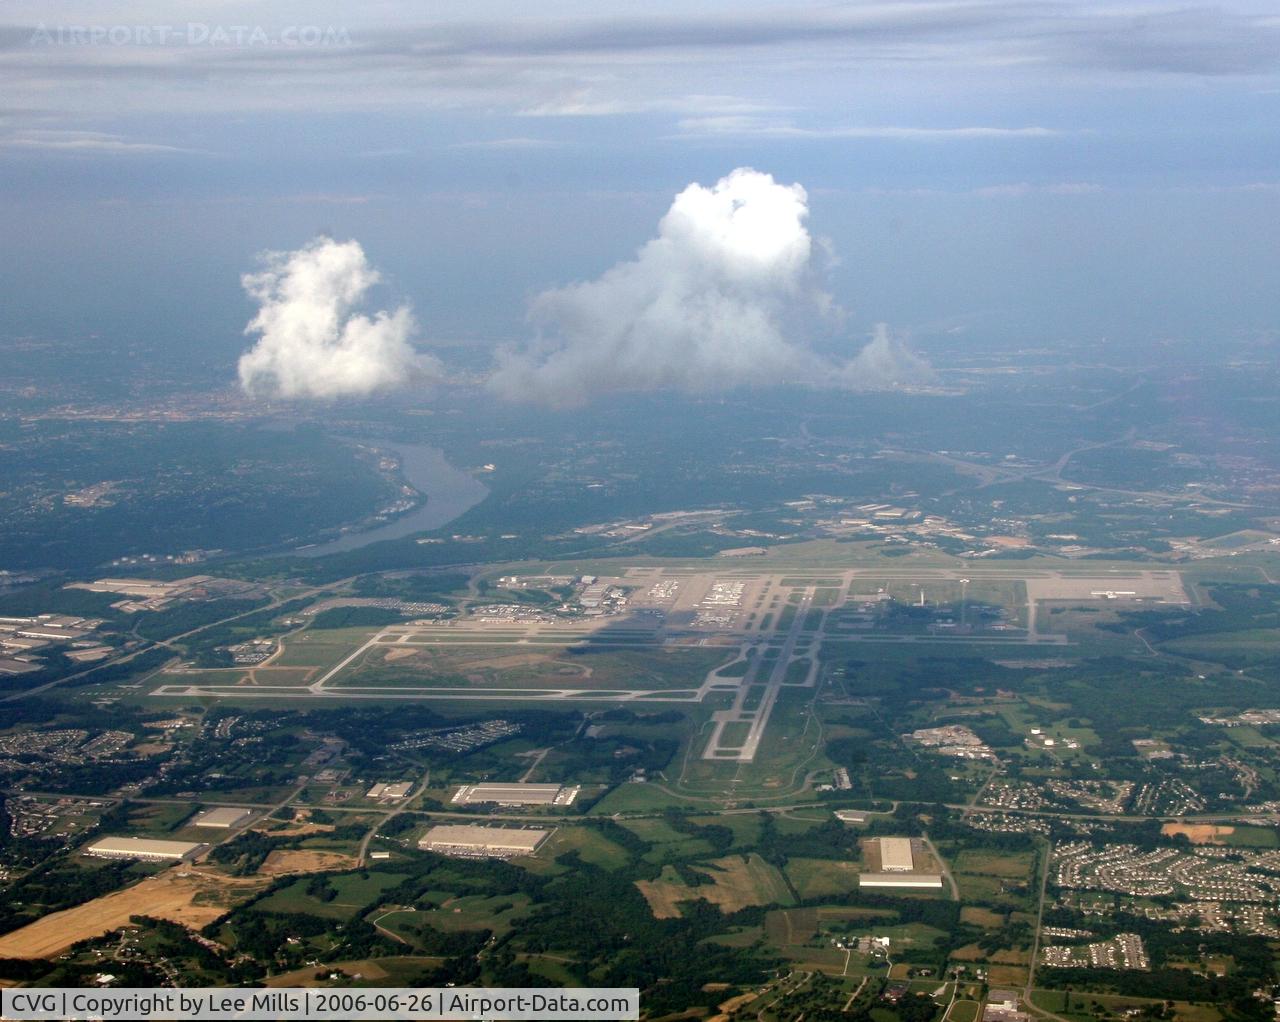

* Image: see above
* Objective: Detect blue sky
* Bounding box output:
[2,1,1278,369]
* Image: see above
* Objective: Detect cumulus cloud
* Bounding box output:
[839,323,936,389]
[237,237,436,400]
[489,167,928,404]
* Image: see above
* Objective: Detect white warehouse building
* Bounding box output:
[878,837,916,872]
[85,836,205,862]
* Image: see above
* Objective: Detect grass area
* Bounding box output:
[636,853,794,918]
[537,826,631,869]
[1163,629,1280,666]
[1221,825,1279,848]
[124,802,195,834]
[617,818,714,863]
[273,628,375,668]
[764,905,896,946]
[953,850,1035,880]
[954,873,1018,904]
[257,872,408,919]
[587,782,690,816]
[717,657,752,678]
[1031,989,1224,1022]
[679,690,825,799]
[690,813,762,848]
[949,1001,980,1022]
[784,858,862,900]
[742,685,766,711]
[336,643,730,691]
[518,953,579,985]
[959,906,1007,928]
[401,893,532,936]
[784,658,812,685]
[719,721,752,748]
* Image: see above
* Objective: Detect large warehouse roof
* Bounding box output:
[420,825,549,855]
[86,836,204,861]
[191,807,255,829]
[859,873,943,888]
[451,782,577,806]
[878,837,915,872]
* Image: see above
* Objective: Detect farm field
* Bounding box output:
[0,869,267,959]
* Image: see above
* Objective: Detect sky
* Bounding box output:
[2,1,1279,389]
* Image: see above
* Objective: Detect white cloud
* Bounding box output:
[838,323,935,389]
[489,167,930,404]
[676,116,1057,140]
[447,136,560,149]
[0,129,204,154]
[237,236,437,400]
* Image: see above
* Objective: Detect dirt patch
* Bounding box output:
[635,880,687,919]
[961,906,1006,928]
[268,822,336,837]
[462,653,558,671]
[636,855,790,918]
[260,849,357,875]
[268,810,338,837]
[694,855,791,912]
[1161,823,1235,845]
[382,648,419,663]
[714,992,759,1017]
[0,868,265,959]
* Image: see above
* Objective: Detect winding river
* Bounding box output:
[298,442,489,557]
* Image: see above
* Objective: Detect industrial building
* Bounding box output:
[85,836,205,862]
[859,873,943,889]
[367,781,414,800]
[450,782,579,807]
[419,824,550,858]
[878,837,915,872]
[70,577,214,598]
[983,990,1030,1022]
[190,807,255,829]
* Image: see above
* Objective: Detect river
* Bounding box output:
[298,442,489,557]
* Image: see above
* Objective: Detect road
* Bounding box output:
[356,768,431,867]
[922,832,960,900]
[1024,838,1053,1004]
